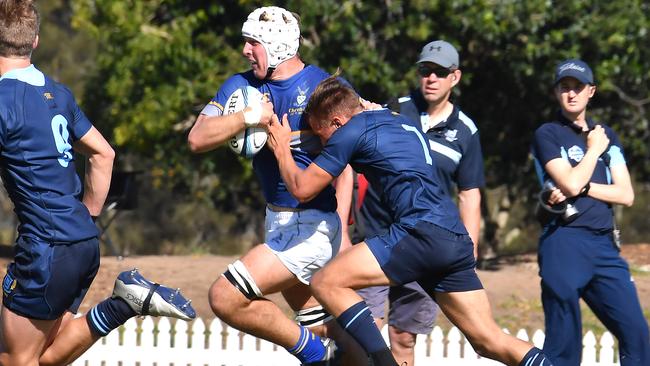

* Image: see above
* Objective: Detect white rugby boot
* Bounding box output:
[112,268,196,321]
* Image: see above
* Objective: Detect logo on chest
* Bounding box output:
[444,129,458,142]
[567,145,585,162]
[295,85,309,106]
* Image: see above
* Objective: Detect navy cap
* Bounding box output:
[417,40,459,69]
[555,59,594,85]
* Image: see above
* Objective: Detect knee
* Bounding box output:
[309,271,330,300]
[389,326,417,350]
[310,268,342,299]
[208,278,246,321]
[541,279,580,304]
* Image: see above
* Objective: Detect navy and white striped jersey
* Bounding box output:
[395,90,485,196]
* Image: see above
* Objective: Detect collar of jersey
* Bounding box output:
[430,104,460,131]
[413,89,460,132]
[555,111,595,134]
[0,64,45,86]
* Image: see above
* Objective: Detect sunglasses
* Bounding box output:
[417,65,453,78]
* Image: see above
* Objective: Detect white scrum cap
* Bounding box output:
[242,6,300,69]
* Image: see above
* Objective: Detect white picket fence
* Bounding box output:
[70,316,620,366]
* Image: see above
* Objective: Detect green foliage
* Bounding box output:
[102,181,264,256]
[33,1,96,97]
[71,0,262,212]
[62,0,649,253]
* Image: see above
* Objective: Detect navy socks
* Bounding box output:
[86,297,137,336]
[337,301,388,353]
[519,347,554,366]
[337,301,397,365]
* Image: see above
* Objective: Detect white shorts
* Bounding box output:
[264,207,341,284]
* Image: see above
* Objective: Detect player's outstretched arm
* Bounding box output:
[74,126,115,216]
[266,114,334,202]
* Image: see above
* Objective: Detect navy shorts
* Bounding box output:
[2,235,100,320]
[366,221,482,293]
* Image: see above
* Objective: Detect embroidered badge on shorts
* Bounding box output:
[2,273,16,295]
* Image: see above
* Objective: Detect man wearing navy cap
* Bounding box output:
[532,59,650,365]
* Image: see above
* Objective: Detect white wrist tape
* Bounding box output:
[243,103,262,127]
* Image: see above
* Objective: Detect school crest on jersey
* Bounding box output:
[296,85,309,106]
[444,129,458,142]
[567,145,584,162]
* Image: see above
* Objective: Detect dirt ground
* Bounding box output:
[1,243,649,333]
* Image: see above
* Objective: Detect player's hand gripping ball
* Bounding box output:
[225,86,268,158]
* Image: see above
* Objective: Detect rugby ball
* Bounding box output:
[225,86,268,159]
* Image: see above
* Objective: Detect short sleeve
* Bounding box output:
[62,86,92,141]
[201,74,251,117]
[314,118,364,177]
[456,131,486,190]
[605,127,626,167]
[531,124,561,165]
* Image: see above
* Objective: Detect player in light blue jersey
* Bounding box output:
[266,75,553,366]
[188,6,363,365]
[0,2,194,364]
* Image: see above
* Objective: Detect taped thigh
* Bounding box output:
[295,305,334,328]
[222,260,263,300]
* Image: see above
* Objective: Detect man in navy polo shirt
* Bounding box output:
[352,40,485,365]
[532,59,649,366]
